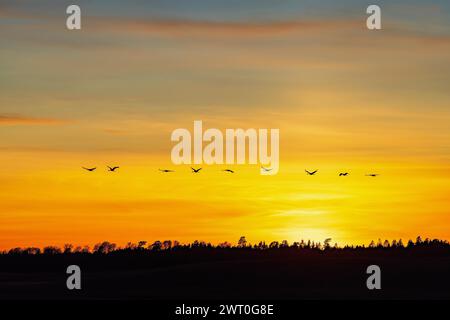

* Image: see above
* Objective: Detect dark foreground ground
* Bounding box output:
[1,248,449,300]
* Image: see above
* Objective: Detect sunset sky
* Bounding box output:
[1,0,450,250]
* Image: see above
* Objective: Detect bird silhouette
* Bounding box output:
[261,166,272,172]
[82,167,96,172]
[159,169,175,173]
[191,167,202,173]
[223,169,234,173]
[107,166,119,172]
[305,170,318,175]
[366,174,379,177]
[339,172,349,176]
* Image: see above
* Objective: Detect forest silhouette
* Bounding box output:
[2,235,449,255]
[1,236,449,300]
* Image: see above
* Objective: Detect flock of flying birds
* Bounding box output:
[82,166,379,176]
[82,166,119,172]
[304,170,379,177]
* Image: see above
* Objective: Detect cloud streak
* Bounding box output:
[0,114,69,126]
[96,18,362,36]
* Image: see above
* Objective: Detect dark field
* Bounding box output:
[1,247,449,300]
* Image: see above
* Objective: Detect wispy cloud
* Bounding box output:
[0,114,69,126]
[91,18,362,37]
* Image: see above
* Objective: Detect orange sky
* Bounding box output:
[1,1,450,249]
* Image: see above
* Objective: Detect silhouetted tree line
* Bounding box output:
[1,236,449,256]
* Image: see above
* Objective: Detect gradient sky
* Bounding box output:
[1,0,450,250]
